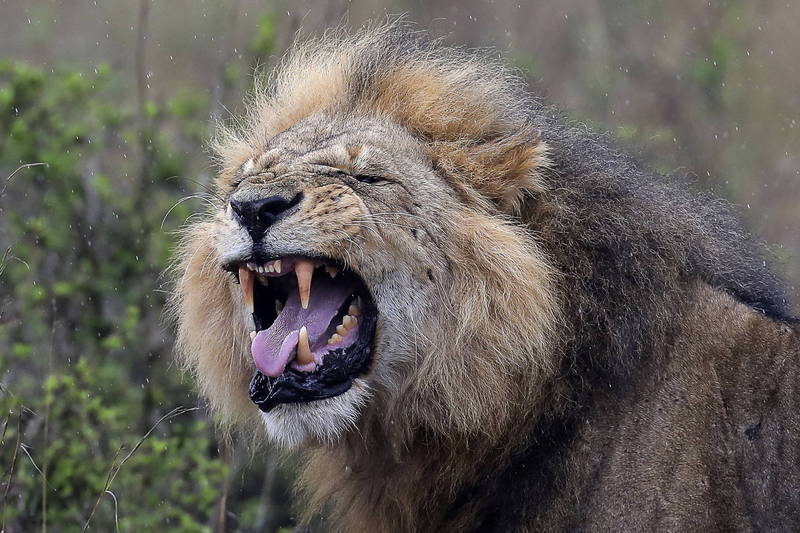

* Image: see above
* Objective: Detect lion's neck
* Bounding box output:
[299,417,542,532]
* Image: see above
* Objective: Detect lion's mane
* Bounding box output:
[172,23,795,531]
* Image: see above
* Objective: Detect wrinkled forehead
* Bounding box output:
[229,113,423,182]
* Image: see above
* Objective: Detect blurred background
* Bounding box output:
[1,1,797,531]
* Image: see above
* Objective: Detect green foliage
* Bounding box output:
[0,52,293,531]
[251,12,277,58]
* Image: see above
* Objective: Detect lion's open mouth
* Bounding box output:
[230,257,376,412]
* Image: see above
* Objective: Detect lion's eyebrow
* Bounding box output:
[302,143,365,173]
[347,145,362,160]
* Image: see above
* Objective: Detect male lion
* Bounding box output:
[173,25,800,531]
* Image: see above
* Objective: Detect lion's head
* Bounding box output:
[172,25,561,448]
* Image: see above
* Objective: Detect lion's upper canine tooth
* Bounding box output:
[297,325,314,365]
[294,260,314,309]
[239,266,254,313]
[325,265,339,278]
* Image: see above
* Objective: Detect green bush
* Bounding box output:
[0,50,292,532]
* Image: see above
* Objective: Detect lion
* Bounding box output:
[171,24,800,531]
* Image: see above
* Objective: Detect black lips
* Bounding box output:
[249,304,377,411]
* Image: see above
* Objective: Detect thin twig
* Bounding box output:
[19,444,45,479]
[41,299,56,533]
[0,163,47,196]
[0,414,9,447]
[81,406,198,532]
[104,491,119,533]
[1,414,22,532]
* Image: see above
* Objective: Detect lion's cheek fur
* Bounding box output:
[373,208,561,443]
[172,222,256,429]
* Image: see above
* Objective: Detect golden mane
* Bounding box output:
[213,23,549,213]
[174,23,562,442]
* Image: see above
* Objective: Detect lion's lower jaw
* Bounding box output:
[260,379,371,448]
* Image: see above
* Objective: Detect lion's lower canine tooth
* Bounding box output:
[297,326,313,365]
[343,315,354,329]
[295,260,314,309]
[239,266,254,312]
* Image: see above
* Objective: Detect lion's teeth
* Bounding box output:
[325,265,339,278]
[336,324,347,335]
[238,266,254,313]
[273,259,282,273]
[267,263,274,273]
[247,262,257,271]
[342,315,355,329]
[294,260,314,309]
[297,326,313,365]
[249,331,256,341]
[329,333,342,345]
[275,299,284,313]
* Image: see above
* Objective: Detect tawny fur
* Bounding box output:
[172,23,800,532]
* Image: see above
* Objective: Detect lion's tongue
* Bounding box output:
[251,274,356,377]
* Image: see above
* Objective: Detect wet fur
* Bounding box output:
[172,23,800,531]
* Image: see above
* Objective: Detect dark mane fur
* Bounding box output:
[527,105,794,380]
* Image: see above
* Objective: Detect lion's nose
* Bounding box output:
[230,193,302,239]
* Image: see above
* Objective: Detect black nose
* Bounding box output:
[229,193,302,239]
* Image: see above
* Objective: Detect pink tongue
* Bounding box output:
[251,274,356,377]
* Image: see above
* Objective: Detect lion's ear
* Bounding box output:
[427,132,549,213]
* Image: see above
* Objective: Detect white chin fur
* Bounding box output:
[260,379,370,448]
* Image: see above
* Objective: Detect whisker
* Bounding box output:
[353,220,419,231]
[162,195,221,230]
[358,211,426,220]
